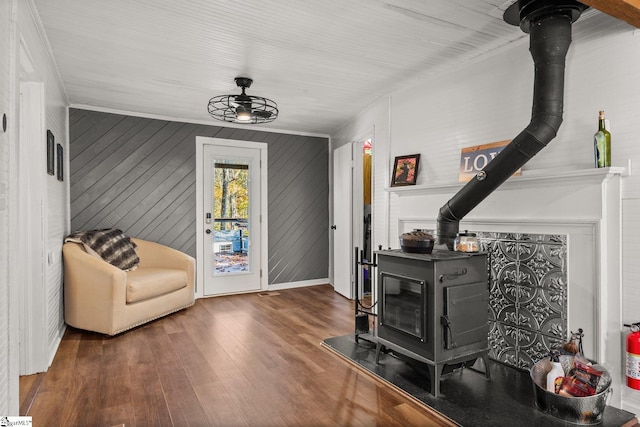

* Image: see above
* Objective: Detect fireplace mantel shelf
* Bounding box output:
[386,166,625,196]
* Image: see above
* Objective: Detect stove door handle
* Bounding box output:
[439,267,468,282]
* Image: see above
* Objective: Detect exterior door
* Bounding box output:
[332,142,354,299]
[201,141,264,296]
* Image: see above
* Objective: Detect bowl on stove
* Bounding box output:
[399,230,435,254]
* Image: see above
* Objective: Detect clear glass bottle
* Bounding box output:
[594,110,611,168]
[453,230,479,253]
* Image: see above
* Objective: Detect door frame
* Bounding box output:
[15,39,48,375]
[331,130,374,300]
[331,134,373,300]
[195,137,268,298]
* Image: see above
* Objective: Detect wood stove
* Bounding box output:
[375,249,491,397]
[372,0,589,400]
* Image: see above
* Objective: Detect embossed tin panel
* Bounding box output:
[479,232,568,371]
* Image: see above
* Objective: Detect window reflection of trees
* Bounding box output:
[213,162,249,231]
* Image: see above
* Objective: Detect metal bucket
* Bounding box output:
[530,355,612,425]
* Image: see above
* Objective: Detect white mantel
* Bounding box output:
[386,167,625,406]
[386,167,625,196]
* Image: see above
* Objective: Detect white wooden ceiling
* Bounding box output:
[32,0,598,135]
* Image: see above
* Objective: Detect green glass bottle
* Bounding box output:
[594,110,611,168]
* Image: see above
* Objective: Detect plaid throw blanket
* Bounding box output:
[65,228,140,271]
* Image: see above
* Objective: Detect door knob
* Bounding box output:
[205,229,212,234]
[331,225,337,230]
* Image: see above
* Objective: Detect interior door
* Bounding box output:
[202,143,262,296]
[332,143,354,299]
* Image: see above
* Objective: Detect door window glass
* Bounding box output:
[212,161,250,275]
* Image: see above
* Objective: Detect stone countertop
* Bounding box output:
[323,334,637,427]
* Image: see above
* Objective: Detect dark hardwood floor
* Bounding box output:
[19,285,454,427]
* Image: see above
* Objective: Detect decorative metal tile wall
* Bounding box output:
[477,232,568,371]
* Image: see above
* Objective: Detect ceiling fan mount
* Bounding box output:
[234,77,253,89]
[207,77,278,124]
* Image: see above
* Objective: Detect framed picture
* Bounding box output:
[56,143,64,182]
[391,154,420,186]
[47,130,55,176]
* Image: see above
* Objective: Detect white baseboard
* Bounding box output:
[48,324,66,368]
[622,389,640,419]
[268,278,329,291]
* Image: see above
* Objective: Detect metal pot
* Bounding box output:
[530,355,612,425]
[399,230,435,254]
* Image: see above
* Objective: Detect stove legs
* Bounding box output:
[427,364,441,397]
[375,341,384,363]
[481,353,491,380]
[375,340,491,398]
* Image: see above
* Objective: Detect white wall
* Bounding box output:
[332,11,640,412]
[18,0,69,368]
[0,0,17,416]
[0,0,69,415]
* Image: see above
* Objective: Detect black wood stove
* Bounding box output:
[376,0,589,399]
[375,249,491,397]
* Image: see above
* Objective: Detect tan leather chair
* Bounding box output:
[62,237,195,335]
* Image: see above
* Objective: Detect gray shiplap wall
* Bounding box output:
[69,108,329,285]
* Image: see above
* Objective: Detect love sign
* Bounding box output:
[458,140,521,182]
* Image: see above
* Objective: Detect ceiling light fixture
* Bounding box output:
[207,77,279,124]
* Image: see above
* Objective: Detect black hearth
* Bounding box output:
[322,334,638,427]
[375,249,491,397]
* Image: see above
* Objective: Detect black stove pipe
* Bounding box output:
[436,0,587,249]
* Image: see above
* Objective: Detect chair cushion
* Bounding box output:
[126,267,188,303]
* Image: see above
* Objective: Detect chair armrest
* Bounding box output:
[63,242,127,289]
[62,242,127,332]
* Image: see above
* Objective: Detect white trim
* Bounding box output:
[71,104,330,138]
[328,136,333,286]
[398,216,601,233]
[386,166,627,196]
[385,96,392,247]
[196,139,203,297]
[622,389,640,419]
[195,138,206,297]
[17,79,48,375]
[268,278,329,291]
[47,325,65,367]
[7,0,20,414]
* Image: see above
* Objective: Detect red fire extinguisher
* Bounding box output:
[627,323,640,390]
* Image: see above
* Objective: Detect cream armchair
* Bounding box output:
[62,237,195,335]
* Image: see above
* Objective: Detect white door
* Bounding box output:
[332,143,354,299]
[201,141,265,296]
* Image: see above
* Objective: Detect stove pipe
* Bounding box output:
[436,0,588,249]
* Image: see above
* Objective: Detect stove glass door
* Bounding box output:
[380,273,425,340]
